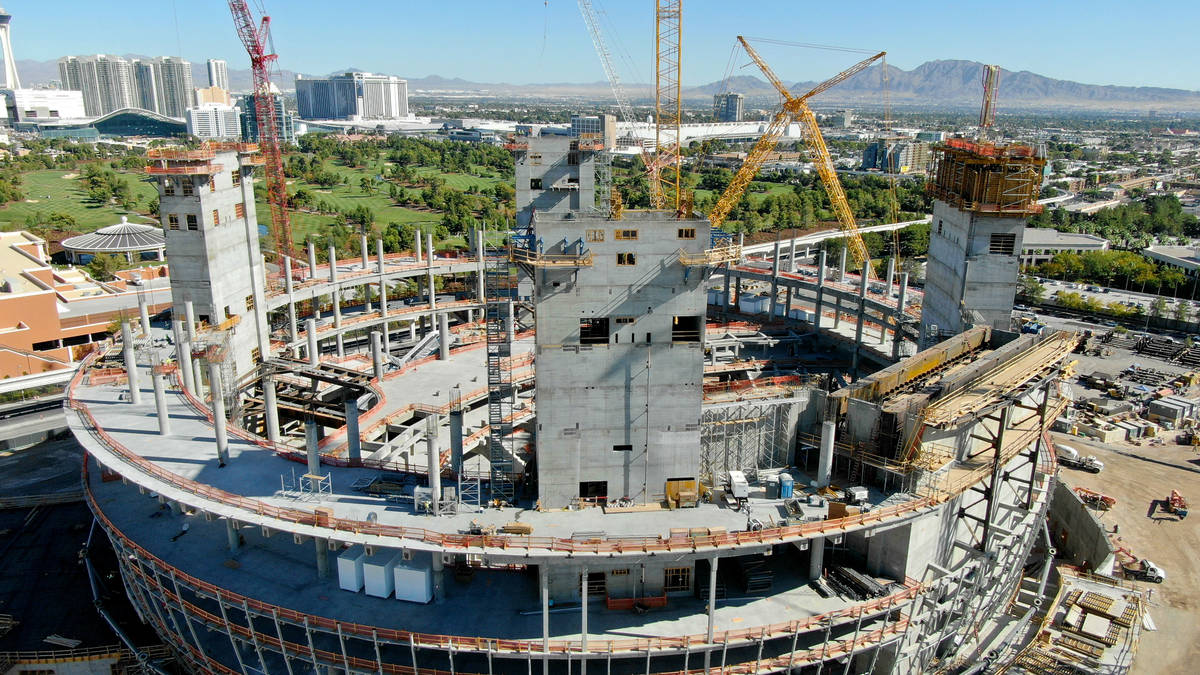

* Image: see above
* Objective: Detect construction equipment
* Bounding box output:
[1165,489,1188,518]
[1121,558,1166,583]
[1055,444,1104,473]
[653,0,682,212]
[228,1,295,263]
[977,64,1000,142]
[1074,487,1116,511]
[707,37,884,277]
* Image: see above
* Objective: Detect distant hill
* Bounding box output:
[16,57,1200,112]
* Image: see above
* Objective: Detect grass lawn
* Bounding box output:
[0,169,158,232]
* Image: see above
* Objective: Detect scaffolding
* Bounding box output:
[484,247,518,503]
[700,397,801,485]
[927,139,1047,216]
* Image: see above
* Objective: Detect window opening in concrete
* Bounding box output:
[677,227,696,239]
[186,215,198,231]
[168,214,179,230]
[579,480,607,501]
[937,219,943,235]
[530,178,543,190]
[181,179,194,196]
[231,169,241,187]
[579,317,609,345]
[672,315,702,342]
[989,232,1016,255]
[586,229,605,242]
[245,294,255,311]
[212,209,220,226]
[615,229,638,241]
[617,252,636,266]
[612,444,633,452]
[163,180,175,196]
[209,176,216,192]
[610,568,630,576]
[568,151,580,166]
[582,571,606,596]
[664,566,691,592]
[614,316,635,325]
[645,332,652,344]
[235,202,246,219]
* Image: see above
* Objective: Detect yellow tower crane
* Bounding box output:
[708,37,884,276]
[653,0,683,213]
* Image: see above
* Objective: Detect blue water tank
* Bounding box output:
[779,473,794,499]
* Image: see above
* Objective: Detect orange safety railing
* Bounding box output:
[144,163,224,176]
[145,148,216,161]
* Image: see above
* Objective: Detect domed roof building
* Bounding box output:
[60,216,165,263]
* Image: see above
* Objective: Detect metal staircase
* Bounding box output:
[484,234,526,503]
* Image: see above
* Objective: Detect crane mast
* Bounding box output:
[653,0,682,212]
[708,37,884,277]
[228,0,295,265]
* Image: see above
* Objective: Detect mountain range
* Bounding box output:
[15,57,1200,112]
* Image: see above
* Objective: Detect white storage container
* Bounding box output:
[337,546,365,592]
[363,551,401,598]
[393,553,434,603]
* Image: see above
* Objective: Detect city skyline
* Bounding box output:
[2,0,1198,93]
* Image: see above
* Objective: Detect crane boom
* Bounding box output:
[228,0,295,264]
[708,37,883,277]
[654,0,682,212]
[978,64,1000,141]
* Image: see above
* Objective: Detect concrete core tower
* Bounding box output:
[921,139,1046,343]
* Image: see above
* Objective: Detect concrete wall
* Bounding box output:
[544,558,694,603]
[534,211,709,507]
[159,150,269,378]
[515,136,596,227]
[922,200,1026,341]
[1048,480,1116,573]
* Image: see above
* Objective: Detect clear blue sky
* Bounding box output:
[8,0,1199,90]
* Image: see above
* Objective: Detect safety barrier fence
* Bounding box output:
[268,255,480,298]
[87,456,921,658]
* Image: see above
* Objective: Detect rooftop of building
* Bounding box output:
[0,230,47,295]
[1144,245,1200,271]
[60,216,166,253]
[1021,228,1110,248]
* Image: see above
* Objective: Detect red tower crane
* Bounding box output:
[228,1,295,265]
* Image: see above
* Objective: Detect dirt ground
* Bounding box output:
[1051,432,1200,675]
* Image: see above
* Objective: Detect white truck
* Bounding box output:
[1121,558,1166,583]
[1056,444,1104,473]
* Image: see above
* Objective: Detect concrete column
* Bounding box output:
[409,322,417,342]
[475,228,486,303]
[539,567,551,672]
[137,293,151,335]
[360,233,369,270]
[893,273,909,361]
[818,420,835,487]
[814,250,827,329]
[192,355,204,402]
[120,321,141,405]
[171,318,194,393]
[769,239,781,319]
[431,550,445,603]
[853,270,869,373]
[438,313,450,360]
[886,256,896,295]
[449,404,464,476]
[151,360,170,432]
[379,280,389,317]
[306,241,317,280]
[707,555,720,643]
[414,229,422,261]
[345,397,361,464]
[306,318,318,365]
[333,292,344,357]
[382,322,391,357]
[151,360,170,435]
[505,300,516,342]
[209,363,229,467]
[809,536,824,579]
[785,285,793,320]
[263,375,280,444]
[370,331,384,381]
[183,300,197,341]
[284,257,298,343]
[426,415,441,516]
[328,245,338,283]
[838,246,848,283]
[226,519,240,554]
[426,232,434,266]
[788,238,797,272]
[305,418,320,476]
[580,565,589,653]
[376,238,385,274]
[834,293,841,328]
[315,537,329,578]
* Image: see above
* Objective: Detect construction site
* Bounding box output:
[40,3,1168,675]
